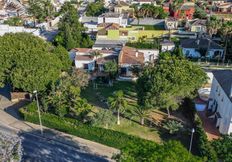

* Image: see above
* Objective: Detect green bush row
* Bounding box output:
[19,102,150,149]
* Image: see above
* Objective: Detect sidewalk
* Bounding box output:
[0,101,119,161]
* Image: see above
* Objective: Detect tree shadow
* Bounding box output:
[4,100,30,120]
[19,129,112,162]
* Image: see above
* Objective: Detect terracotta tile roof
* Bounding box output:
[98,23,119,30]
[72,48,92,53]
[97,55,118,64]
[75,55,93,61]
[119,46,144,65]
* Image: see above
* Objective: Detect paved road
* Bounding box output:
[0,124,109,162]
[0,86,117,162]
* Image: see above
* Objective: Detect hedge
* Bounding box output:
[182,98,217,161]
[19,102,150,149]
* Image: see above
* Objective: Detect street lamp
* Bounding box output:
[33,90,43,135]
[189,128,195,153]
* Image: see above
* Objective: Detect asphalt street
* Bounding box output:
[0,124,109,162]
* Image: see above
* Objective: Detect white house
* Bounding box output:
[160,40,175,52]
[180,38,224,58]
[208,70,232,134]
[98,13,128,27]
[118,46,159,79]
[70,48,118,72]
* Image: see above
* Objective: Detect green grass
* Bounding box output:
[81,81,162,142]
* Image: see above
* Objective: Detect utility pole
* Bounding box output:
[33,90,43,135]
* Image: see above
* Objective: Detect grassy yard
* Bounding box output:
[81,81,162,142]
[81,81,192,145]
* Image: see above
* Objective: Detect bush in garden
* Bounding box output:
[114,140,203,162]
[90,109,117,128]
[211,135,232,162]
[162,119,184,135]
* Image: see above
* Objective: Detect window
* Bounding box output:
[83,64,88,70]
[216,85,219,92]
[221,97,224,102]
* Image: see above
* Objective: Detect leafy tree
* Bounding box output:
[86,1,106,17]
[115,140,202,162]
[46,71,91,118]
[108,90,127,125]
[137,4,168,19]
[4,17,23,26]
[52,45,72,71]
[0,33,63,92]
[137,51,207,117]
[104,60,118,86]
[193,7,207,19]
[54,2,93,50]
[28,0,56,23]
[211,135,232,162]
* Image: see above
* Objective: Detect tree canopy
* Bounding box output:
[86,1,106,17]
[54,2,93,50]
[0,33,71,92]
[137,50,207,116]
[28,0,56,22]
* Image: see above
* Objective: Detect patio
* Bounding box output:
[195,98,220,140]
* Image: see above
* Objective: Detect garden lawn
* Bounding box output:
[81,81,162,143]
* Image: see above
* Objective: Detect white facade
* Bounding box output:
[0,24,40,36]
[98,13,128,27]
[75,59,95,71]
[138,49,159,62]
[208,77,232,134]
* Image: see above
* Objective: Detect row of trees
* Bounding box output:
[207,17,232,61]
[54,2,93,50]
[132,4,168,20]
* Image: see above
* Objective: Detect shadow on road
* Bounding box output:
[19,129,111,162]
[4,100,30,120]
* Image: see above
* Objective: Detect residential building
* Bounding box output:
[164,18,178,30]
[188,19,207,33]
[172,2,195,19]
[118,46,159,78]
[98,12,129,27]
[180,38,224,58]
[97,23,169,42]
[160,40,175,52]
[208,70,232,134]
[114,1,133,14]
[132,0,156,5]
[71,48,118,72]
[215,2,232,13]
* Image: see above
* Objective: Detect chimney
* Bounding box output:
[135,51,138,57]
[196,39,200,45]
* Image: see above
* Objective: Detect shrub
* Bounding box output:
[114,140,203,162]
[162,119,183,135]
[211,135,232,162]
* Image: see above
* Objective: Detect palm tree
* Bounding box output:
[130,106,151,125]
[220,21,232,63]
[206,18,222,58]
[90,50,102,71]
[108,90,127,125]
